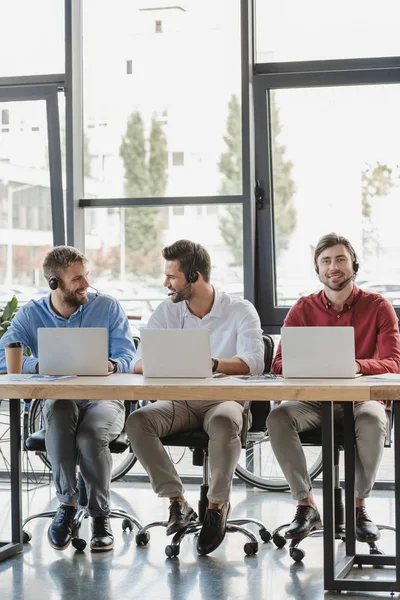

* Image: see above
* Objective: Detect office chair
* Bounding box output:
[271,402,395,562]
[22,400,143,550]
[135,334,275,558]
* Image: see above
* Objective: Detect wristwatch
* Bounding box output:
[109,359,118,373]
[212,358,219,373]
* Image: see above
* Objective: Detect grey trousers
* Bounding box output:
[126,400,244,504]
[43,399,125,517]
[267,401,387,501]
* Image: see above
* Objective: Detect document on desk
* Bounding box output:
[1,374,77,381]
[365,374,400,381]
[229,374,279,383]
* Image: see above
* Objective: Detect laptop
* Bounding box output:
[281,326,359,379]
[38,328,110,376]
[140,329,213,378]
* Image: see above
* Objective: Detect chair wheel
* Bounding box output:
[290,547,305,562]
[244,542,258,555]
[72,538,87,551]
[122,518,133,532]
[22,530,32,544]
[259,528,271,543]
[272,533,286,549]
[165,544,180,558]
[135,530,150,546]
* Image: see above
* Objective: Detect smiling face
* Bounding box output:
[316,243,354,292]
[57,261,90,308]
[163,259,194,303]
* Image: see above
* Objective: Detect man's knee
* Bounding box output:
[45,399,78,424]
[355,405,386,440]
[207,412,241,439]
[267,403,292,434]
[126,408,155,439]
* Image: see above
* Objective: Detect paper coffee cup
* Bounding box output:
[5,341,23,374]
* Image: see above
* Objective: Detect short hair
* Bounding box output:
[43,245,88,281]
[162,240,211,283]
[314,233,359,271]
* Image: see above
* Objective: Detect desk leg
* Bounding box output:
[322,401,335,589]
[0,398,23,561]
[343,402,356,557]
[394,402,400,586]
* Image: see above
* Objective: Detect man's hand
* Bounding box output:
[133,359,143,374]
[108,360,117,373]
[355,361,361,374]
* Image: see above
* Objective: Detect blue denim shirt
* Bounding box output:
[0,292,136,373]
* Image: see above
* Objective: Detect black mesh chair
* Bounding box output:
[135,334,275,558]
[22,401,143,550]
[271,403,395,562]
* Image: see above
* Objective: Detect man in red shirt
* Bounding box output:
[268,232,400,542]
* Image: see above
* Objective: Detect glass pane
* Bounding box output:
[82,0,242,198]
[0,1,64,76]
[84,204,243,322]
[267,85,400,307]
[256,0,400,63]
[0,100,56,303]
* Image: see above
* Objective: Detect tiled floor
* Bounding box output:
[0,479,397,600]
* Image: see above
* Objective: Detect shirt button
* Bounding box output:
[337,315,341,319]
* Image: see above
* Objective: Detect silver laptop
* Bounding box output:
[38,328,110,376]
[140,329,212,378]
[281,326,358,378]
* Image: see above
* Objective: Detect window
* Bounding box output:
[1,109,9,126]
[82,0,242,198]
[255,0,400,63]
[84,204,243,321]
[172,151,184,167]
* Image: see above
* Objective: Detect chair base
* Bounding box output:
[22,507,143,551]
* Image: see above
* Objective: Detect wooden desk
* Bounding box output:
[0,374,398,594]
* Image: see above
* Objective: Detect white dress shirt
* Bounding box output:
[132,288,264,375]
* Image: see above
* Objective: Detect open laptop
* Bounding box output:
[38,328,110,376]
[281,326,359,378]
[140,329,212,378]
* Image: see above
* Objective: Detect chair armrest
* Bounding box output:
[240,401,251,449]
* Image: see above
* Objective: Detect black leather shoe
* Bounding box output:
[48,504,77,550]
[90,517,114,552]
[356,507,380,542]
[196,502,231,556]
[285,505,322,540]
[166,500,197,536]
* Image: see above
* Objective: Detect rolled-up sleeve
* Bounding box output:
[234,304,265,375]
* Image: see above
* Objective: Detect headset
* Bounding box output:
[315,260,359,275]
[186,244,199,284]
[48,276,59,290]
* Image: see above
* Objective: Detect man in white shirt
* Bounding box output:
[126,240,264,555]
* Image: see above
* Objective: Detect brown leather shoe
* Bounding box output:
[166,500,197,536]
[196,502,231,555]
[90,516,114,552]
[356,507,380,542]
[285,505,322,540]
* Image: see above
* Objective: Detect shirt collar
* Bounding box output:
[45,293,85,322]
[322,285,360,310]
[182,286,222,319]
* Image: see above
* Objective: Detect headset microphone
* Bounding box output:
[168,281,192,296]
[337,275,354,289]
[89,285,99,296]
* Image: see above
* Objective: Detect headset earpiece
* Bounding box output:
[315,265,319,275]
[48,276,58,290]
[353,261,359,274]
[187,271,198,284]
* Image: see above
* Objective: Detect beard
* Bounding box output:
[170,287,193,304]
[60,286,88,308]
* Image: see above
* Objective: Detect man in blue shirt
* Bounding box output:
[0,246,136,552]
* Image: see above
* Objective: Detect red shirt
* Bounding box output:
[272,286,400,376]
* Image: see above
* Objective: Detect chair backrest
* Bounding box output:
[248,334,275,432]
